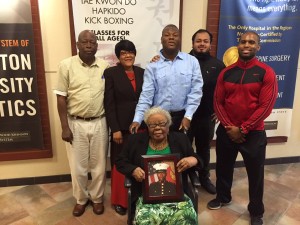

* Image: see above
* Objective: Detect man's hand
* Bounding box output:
[150,55,160,63]
[177,156,197,173]
[132,167,145,182]
[211,113,219,123]
[62,127,73,144]
[113,131,123,144]
[225,126,245,143]
[129,122,140,134]
[179,117,191,132]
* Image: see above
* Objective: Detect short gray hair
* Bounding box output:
[144,106,172,127]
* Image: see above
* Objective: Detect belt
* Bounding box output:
[169,110,185,117]
[70,115,104,121]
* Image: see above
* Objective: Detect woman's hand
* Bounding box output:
[132,167,145,182]
[177,156,197,173]
[150,55,160,63]
[113,131,123,144]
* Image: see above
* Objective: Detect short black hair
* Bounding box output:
[114,40,136,58]
[191,29,213,43]
[162,24,179,35]
[240,31,261,44]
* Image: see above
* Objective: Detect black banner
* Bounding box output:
[0,22,43,150]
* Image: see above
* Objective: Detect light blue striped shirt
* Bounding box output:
[133,50,203,124]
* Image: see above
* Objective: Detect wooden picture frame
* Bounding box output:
[142,154,184,204]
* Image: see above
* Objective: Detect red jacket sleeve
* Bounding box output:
[214,68,235,127]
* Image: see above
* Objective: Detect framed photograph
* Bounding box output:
[142,154,184,204]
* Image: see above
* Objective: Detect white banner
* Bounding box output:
[71,0,181,68]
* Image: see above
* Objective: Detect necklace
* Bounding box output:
[149,139,168,150]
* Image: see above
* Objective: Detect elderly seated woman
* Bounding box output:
[116,106,202,225]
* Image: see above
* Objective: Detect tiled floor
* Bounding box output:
[1,163,300,225]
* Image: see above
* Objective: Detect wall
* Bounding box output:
[0,0,298,180]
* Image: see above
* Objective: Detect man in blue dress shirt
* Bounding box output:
[130,24,203,133]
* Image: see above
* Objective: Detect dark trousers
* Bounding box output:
[188,116,215,179]
[169,110,185,132]
[215,125,266,216]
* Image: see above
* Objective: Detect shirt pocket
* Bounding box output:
[156,73,167,89]
[179,71,193,91]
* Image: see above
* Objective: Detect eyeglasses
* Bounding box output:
[120,50,135,56]
[147,121,168,128]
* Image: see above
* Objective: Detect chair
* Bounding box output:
[124,170,201,225]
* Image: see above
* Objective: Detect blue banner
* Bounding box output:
[217,0,300,137]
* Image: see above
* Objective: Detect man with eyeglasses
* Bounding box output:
[54,30,109,217]
[130,24,203,133]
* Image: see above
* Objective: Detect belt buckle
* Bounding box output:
[72,115,79,120]
[71,115,103,121]
[81,116,93,121]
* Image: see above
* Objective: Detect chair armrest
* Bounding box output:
[187,169,200,214]
[124,176,132,188]
[188,170,201,187]
[124,176,133,225]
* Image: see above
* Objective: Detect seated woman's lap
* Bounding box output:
[134,194,198,225]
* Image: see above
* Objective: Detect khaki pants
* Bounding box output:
[66,116,108,205]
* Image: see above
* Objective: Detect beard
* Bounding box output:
[239,53,256,61]
[192,50,210,60]
[238,48,257,61]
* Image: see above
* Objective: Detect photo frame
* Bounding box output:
[142,154,184,204]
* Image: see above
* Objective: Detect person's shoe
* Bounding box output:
[72,201,89,217]
[200,178,216,194]
[114,205,127,215]
[91,202,104,215]
[207,198,231,210]
[250,216,263,225]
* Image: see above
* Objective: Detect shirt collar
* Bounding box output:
[77,55,99,67]
[236,56,258,69]
[159,50,184,61]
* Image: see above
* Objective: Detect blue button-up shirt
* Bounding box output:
[133,50,203,124]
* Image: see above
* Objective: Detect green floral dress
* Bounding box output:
[133,146,198,225]
[134,194,198,225]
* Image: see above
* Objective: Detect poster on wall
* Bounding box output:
[217,0,300,139]
[70,0,182,68]
[0,0,43,150]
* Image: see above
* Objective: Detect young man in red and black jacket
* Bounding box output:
[208,31,278,225]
